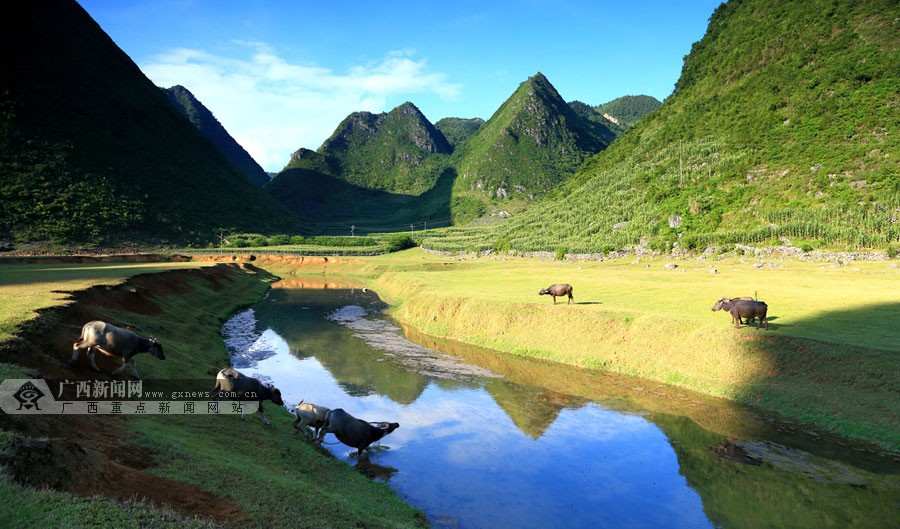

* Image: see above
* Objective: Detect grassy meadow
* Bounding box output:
[308,249,900,450]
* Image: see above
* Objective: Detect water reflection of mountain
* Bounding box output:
[485,380,582,439]
[403,328,900,528]
[252,287,431,404]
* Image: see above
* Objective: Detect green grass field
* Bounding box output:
[316,250,900,450]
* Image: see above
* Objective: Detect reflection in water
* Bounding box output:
[327,304,499,381]
[224,281,900,529]
[711,437,763,466]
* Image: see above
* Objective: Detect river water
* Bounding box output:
[222,279,900,529]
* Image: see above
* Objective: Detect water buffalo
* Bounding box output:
[293,401,330,439]
[539,283,574,304]
[315,408,399,456]
[70,320,164,378]
[211,367,285,426]
[728,296,757,324]
[712,298,769,330]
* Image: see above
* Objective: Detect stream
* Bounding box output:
[221,278,900,529]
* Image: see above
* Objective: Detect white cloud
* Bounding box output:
[141,42,461,172]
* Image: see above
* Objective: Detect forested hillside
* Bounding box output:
[422,0,900,255]
[449,73,616,214]
[435,117,485,148]
[316,102,452,195]
[0,1,303,246]
[594,95,662,127]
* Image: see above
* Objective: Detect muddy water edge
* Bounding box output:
[224,278,900,529]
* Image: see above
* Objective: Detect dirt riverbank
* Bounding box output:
[0,264,259,525]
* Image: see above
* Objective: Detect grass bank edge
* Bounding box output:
[278,250,900,452]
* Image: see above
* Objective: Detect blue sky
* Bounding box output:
[77,0,722,172]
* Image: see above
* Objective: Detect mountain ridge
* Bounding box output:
[267,72,623,230]
[163,85,271,187]
[0,0,304,245]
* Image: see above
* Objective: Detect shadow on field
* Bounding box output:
[768,302,898,348]
[730,301,900,453]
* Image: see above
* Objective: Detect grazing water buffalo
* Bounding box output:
[315,408,399,456]
[211,367,285,426]
[539,283,574,304]
[70,320,164,378]
[712,298,769,330]
[728,296,757,324]
[293,401,330,439]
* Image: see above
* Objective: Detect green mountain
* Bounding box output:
[162,85,271,187]
[425,0,900,254]
[435,117,485,149]
[317,102,452,195]
[594,95,662,128]
[0,1,302,246]
[268,104,457,233]
[268,73,619,231]
[450,73,615,213]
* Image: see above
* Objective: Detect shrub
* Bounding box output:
[268,234,290,246]
[386,234,416,253]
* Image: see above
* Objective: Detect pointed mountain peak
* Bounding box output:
[452,72,615,201]
[315,101,451,194]
[166,84,191,95]
[526,71,551,86]
[393,101,424,116]
[517,72,557,96]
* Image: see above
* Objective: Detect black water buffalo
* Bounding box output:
[315,408,399,456]
[712,298,769,330]
[539,283,574,304]
[211,367,285,426]
[70,320,164,378]
[728,296,757,324]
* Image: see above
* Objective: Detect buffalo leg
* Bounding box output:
[69,345,83,365]
[87,348,102,372]
[112,357,140,378]
[258,401,270,426]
